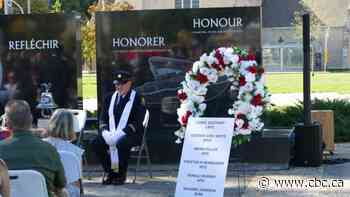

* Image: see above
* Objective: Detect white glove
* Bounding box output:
[102,129,126,146]
[102,130,115,146]
[113,129,126,143]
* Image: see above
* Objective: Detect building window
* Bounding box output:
[175,0,199,8]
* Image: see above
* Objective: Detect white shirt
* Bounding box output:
[44,137,84,197]
[43,137,84,162]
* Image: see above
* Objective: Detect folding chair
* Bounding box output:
[8,170,48,197]
[130,109,152,183]
[58,151,83,197]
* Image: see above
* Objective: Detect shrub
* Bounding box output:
[264,99,350,142]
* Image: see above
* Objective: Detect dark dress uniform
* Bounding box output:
[92,89,146,184]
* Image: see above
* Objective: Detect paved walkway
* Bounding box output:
[83,143,350,197]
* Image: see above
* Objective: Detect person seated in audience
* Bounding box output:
[0,159,10,197]
[0,100,66,197]
[44,109,84,197]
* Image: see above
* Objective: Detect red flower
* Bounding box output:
[196,73,209,84]
[239,76,246,86]
[177,91,187,101]
[235,114,249,129]
[247,53,256,61]
[215,49,225,66]
[247,66,257,74]
[257,67,265,75]
[238,55,244,63]
[243,121,249,129]
[251,94,263,106]
[181,111,192,125]
[237,113,246,119]
[211,63,223,71]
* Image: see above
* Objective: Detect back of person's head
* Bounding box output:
[4,100,33,131]
[48,109,75,141]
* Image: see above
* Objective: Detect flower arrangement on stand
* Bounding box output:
[175,47,271,145]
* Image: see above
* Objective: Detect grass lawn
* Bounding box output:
[267,72,350,94]
[83,73,97,99]
[83,72,350,99]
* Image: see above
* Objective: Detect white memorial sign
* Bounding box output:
[175,117,234,197]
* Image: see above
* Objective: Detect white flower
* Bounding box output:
[255,82,265,96]
[229,55,240,68]
[199,67,210,76]
[259,74,266,84]
[223,47,233,56]
[223,49,234,65]
[250,118,264,131]
[177,101,194,118]
[205,52,219,66]
[197,103,207,116]
[187,80,201,91]
[242,82,254,92]
[235,118,245,129]
[192,61,203,73]
[224,67,234,77]
[243,93,253,102]
[228,108,235,115]
[245,72,256,82]
[185,72,192,83]
[186,80,207,95]
[218,47,226,53]
[251,105,263,116]
[236,102,250,114]
[239,128,252,135]
[199,53,208,62]
[240,61,250,70]
[207,68,218,82]
[248,60,257,66]
[263,93,271,103]
[188,94,205,104]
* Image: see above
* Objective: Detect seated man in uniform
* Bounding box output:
[92,68,146,185]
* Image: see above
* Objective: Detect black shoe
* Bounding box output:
[102,173,116,185]
[112,174,126,185]
[112,178,125,185]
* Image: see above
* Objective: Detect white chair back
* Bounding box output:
[9,170,48,197]
[58,151,81,184]
[68,109,87,133]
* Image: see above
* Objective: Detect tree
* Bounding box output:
[292,0,324,41]
[14,0,49,13]
[81,1,133,72]
[292,0,328,70]
[50,0,62,13]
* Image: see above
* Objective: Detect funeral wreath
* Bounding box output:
[175,47,271,145]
